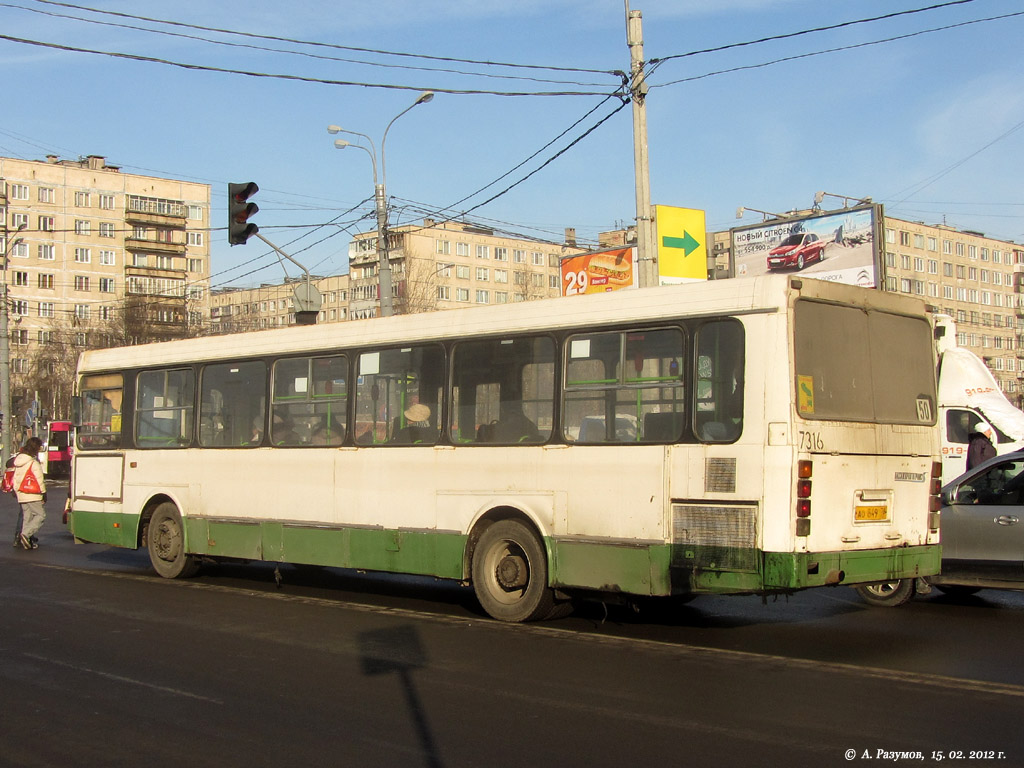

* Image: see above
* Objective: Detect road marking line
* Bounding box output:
[23,652,223,704]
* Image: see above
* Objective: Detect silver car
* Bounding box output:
[857,450,1024,606]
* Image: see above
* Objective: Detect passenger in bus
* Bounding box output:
[481,401,541,444]
[249,417,264,445]
[392,403,433,444]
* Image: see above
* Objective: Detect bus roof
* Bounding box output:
[77,275,928,373]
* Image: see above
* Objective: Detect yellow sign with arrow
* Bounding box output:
[655,205,707,282]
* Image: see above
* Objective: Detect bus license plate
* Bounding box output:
[855,505,889,522]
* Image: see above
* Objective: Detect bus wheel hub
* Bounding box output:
[496,555,527,590]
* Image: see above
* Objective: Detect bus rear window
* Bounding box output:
[794,301,936,424]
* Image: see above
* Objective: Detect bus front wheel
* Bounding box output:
[472,520,556,622]
[147,502,199,579]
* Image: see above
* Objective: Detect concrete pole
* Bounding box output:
[374,182,395,317]
[626,4,657,288]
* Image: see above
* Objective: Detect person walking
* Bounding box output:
[12,437,46,550]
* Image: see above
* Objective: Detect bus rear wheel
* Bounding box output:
[855,579,914,607]
[147,502,199,579]
[472,520,555,622]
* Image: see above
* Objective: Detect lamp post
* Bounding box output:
[1,222,27,466]
[328,91,434,318]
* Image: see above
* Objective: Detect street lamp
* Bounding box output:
[328,91,434,318]
[1,222,27,466]
[736,206,791,222]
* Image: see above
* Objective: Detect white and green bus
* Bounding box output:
[69,275,942,621]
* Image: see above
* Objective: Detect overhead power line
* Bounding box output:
[0,32,613,97]
[24,0,619,77]
[1,1,617,88]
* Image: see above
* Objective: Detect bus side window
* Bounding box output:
[693,320,744,443]
[355,345,443,446]
[199,361,267,447]
[564,328,684,444]
[451,336,554,445]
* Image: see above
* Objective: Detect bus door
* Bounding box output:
[71,374,127,542]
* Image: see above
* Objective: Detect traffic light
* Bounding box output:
[228,182,259,245]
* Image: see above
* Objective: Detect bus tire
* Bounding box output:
[147,502,199,579]
[855,579,914,607]
[472,519,555,622]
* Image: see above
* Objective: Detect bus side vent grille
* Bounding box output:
[671,503,757,572]
[705,457,737,493]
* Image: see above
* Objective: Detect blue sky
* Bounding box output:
[1,0,1021,288]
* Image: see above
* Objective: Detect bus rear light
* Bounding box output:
[795,518,811,536]
[796,499,811,517]
[798,460,813,479]
[797,479,812,498]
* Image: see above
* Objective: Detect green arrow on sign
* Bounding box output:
[662,231,701,256]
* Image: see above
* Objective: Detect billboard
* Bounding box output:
[560,246,637,296]
[730,204,881,288]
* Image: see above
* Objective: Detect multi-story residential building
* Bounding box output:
[348,219,581,320]
[0,153,211,357]
[210,274,351,332]
[881,217,1024,402]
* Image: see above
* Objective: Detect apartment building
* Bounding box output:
[881,218,1024,401]
[0,154,211,370]
[210,274,351,332]
[348,219,581,320]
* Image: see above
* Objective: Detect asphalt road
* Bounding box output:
[2,492,1022,768]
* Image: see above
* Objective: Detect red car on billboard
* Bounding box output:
[766,232,826,271]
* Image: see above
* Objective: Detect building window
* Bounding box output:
[99,222,115,238]
[75,191,90,207]
[188,258,203,272]
[38,244,55,261]
[456,288,469,302]
[10,184,29,200]
[100,278,116,293]
[75,220,91,235]
[456,242,469,257]
[38,274,54,289]
[12,271,28,287]
[75,275,91,291]
[532,251,545,266]
[899,231,911,246]
[11,300,28,316]
[475,245,489,259]
[495,291,508,304]
[900,254,911,270]
[513,249,527,263]
[99,194,116,210]
[885,252,896,268]
[12,329,28,345]
[495,269,508,283]
[476,267,489,281]
[100,250,116,266]
[10,242,27,259]
[493,247,508,262]
[38,216,54,231]
[187,232,204,246]
[476,290,489,304]
[38,301,54,318]
[75,248,91,263]
[437,286,450,300]
[12,213,28,228]
[456,265,470,279]
[436,239,450,255]
[38,187,54,203]
[913,257,924,272]
[914,234,924,249]
[927,237,937,251]
[900,278,911,293]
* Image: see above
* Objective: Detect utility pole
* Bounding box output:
[626,2,657,288]
[1,222,26,467]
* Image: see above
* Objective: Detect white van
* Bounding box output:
[936,316,1024,484]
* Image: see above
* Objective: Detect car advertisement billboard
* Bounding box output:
[730,204,880,288]
[560,246,637,296]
